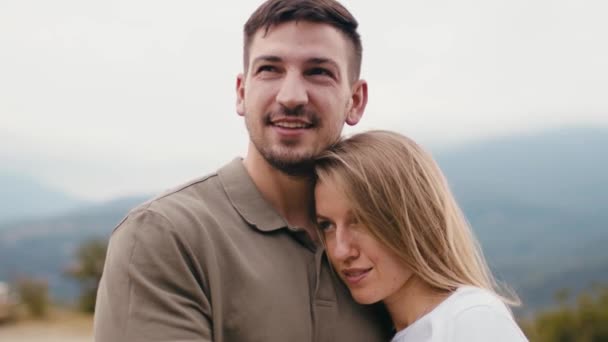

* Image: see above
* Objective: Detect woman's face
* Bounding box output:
[314,179,414,305]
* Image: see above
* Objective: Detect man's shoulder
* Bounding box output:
[133,170,223,217]
[144,172,222,211]
[112,160,243,238]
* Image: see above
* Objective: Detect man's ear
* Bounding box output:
[236,73,245,116]
[345,79,368,126]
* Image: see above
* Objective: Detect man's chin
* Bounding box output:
[264,155,316,177]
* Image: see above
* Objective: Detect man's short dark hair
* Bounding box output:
[243,0,362,83]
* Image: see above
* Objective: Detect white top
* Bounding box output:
[391,286,528,342]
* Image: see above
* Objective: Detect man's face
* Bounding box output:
[236,21,367,175]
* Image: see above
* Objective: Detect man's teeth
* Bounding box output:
[274,122,309,129]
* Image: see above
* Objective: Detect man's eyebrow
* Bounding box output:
[307,57,339,70]
[251,55,282,66]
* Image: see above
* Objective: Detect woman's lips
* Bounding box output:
[342,267,372,286]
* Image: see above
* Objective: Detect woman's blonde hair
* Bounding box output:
[314,130,519,306]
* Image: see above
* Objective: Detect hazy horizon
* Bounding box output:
[1,124,605,204]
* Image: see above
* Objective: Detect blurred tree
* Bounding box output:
[522,286,608,341]
[15,277,49,318]
[65,238,108,313]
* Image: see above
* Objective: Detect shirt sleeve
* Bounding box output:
[94,209,212,342]
[449,306,529,342]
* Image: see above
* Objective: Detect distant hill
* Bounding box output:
[0,126,606,313]
[437,126,608,212]
[0,195,149,300]
[435,126,608,313]
[0,171,87,224]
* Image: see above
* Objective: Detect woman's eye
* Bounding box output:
[317,220,334,231]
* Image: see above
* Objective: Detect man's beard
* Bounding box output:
[261,149,316,177]
[253,106,323,177]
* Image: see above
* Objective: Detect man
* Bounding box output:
[94,0,390,341]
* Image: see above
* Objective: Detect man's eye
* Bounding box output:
[316,220,334,231]
[307,68,333,77]
[257,65,278,74]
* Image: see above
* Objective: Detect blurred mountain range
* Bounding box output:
[0,126,606,313]
[0,171,87,224]
[435,126,608,313]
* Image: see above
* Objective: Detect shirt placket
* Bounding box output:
[311,249,338,342]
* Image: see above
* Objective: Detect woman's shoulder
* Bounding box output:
[443,286,510,314]
[442,286,528,341]
[391,287,528,342]
[391,286,528,342]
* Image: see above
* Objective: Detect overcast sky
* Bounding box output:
[1,0,607,201]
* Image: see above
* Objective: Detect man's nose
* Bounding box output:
[276,72,308,110]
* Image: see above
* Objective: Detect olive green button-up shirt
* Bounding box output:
[95,158,390,342]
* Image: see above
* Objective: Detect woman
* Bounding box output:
[314,130,528,341]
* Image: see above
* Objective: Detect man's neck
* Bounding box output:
[243,147,317,239]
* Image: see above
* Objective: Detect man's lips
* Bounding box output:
[270,118,313,129]
[341,267,372,285]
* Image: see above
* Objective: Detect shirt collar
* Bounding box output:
[218,158,288,232]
